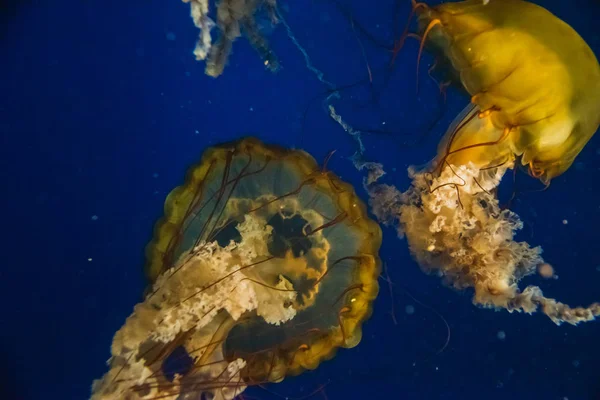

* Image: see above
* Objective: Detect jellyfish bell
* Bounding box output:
[91,138,382,400]
[416,0,600,184]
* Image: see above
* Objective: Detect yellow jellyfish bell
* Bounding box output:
[418,0,600,183]
[91,138,381,400]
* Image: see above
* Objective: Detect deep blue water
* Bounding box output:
[2,0,599,399]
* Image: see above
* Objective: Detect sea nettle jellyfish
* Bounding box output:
[91,138,381,399]
[365,0,600,325]
[182,0,280,77]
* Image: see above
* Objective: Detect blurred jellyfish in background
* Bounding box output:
[182,0,280,77]
[91,138,381,399]
[364,0,600,326]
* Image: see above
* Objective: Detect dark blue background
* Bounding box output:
[2,0,599,399]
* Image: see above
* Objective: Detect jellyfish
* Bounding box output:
[91,138,381,399]
[364,0,600,325]
[183,0,280,77]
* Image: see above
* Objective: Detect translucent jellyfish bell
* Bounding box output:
[91,138,382,400]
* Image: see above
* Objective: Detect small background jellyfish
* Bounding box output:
[183,0,281,77]
[91,138,381,399]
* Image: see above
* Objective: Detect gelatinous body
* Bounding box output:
[419,0,600,183]
[362,1,600,326]
[183,0,280,77]
[92,138,381,399]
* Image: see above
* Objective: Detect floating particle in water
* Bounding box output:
[405,305,415,315]
[91,215,98,221]
[166,32,176,41]
[596,265,600,272]
[538,263,555,279]
[88,258,93,262]
[153,173,159,178]
[562,219,568,225]
[497,331,506,341]
[572,360,580,368]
